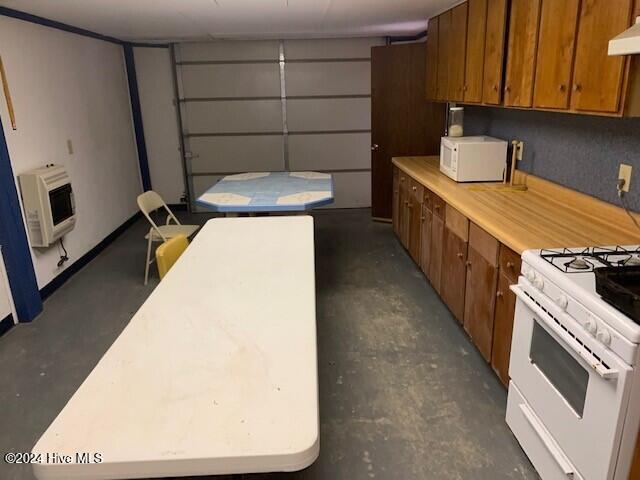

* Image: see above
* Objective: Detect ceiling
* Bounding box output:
[0,0,456,43]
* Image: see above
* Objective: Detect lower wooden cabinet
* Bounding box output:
[441,228,468,322]
[463,223,500,362]
[392,168,400,237]
[491,272,517,385]
[393,168,522,386]
[429,195,446,294]
[420,193,433,277]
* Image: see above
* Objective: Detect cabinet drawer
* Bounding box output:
[468,223,499,266]
[445,204,469,241]
[432,194,446,220]
[499,244,522,283]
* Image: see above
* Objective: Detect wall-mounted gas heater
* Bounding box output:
[18,165,76,248]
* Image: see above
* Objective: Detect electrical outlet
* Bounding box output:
[619,164,632,193]
[516,141,524,161]
[66,139,74,155]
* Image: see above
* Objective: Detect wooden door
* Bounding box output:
[504,0,542,107]
[425,16,439,100]
[392,167,400,236]
[437,11,451,101]
[571,0,633,113]
[448,3,468,102]
[482,0,508,104]
[491,272,516,385]
[532,0,580,109]
[371,44,446,220]
[464,0,488,103]
[441,229,468,323]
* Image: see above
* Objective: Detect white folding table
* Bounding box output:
[32,217,319,480]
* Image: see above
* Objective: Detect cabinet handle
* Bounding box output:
[400,178,405,182]
[465,261,472,267]
[504,85,511,93]
[573,83,582,92]
[463,85,468,92]
[412,186,417,191]
[496,291,503,298]
[493,84,499,92]
[457,252,464,259]
[506,261,515,269]
[558,84,566,92]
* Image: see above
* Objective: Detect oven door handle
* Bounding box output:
[519,402,576,478]
[511,285,619,380]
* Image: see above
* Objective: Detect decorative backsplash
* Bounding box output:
[464,106,640,212]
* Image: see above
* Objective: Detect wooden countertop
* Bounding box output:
[392,156,640,254]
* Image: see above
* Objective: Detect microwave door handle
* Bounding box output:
[519,402,575,478]
[511,285,619,380]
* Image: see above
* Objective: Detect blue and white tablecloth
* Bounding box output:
[196,171,334,212]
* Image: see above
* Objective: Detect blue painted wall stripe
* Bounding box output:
[0,6,123,44]
[0,115,43,322]
[123,43,152,192]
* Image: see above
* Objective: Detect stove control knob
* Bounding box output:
[596,328,612,346]
[524,269,536,283]
[555,294,568,310]
[533,276,544,290]
[584,316,598,335]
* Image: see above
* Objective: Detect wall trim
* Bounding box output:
[0,111,43,322]
[123,43,152,192]
[0,313,14,337]
[39,212,142,300]
[0,6,123,44]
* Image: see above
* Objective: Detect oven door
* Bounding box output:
[508,281,632,480]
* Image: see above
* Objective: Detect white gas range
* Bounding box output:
[507,246,640,480]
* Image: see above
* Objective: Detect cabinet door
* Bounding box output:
[448,3,468,102]
[464,0,488,103]
[437,11,451,101]
[429,214,445,294]
[441,228,468,323]
[392,168,400,237]
[571,0,633,113]
[504,0,542,107]
[532,0,580,109]
[425,16,439,100]
[398,174,409,247]
[407,181,424,264]
[420,202,433,277]
[491,272,517,386]
[464,247,499,361]
[482,0,508,104]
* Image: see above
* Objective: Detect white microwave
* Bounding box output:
[440,136,508,182]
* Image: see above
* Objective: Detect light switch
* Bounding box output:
[67,139,74,155]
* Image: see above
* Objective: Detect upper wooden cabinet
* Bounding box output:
[436,10,451,101]
[482,0,508,104]
[571,0,634,113]
[425,16,439,100]
[464,0,488,103]
[533,0,580,109]
[503,0,541,107]
[426,0,640,117]
[448,3,468,102]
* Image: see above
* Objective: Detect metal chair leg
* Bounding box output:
[144,235,153,285]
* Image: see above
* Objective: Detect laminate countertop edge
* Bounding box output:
[392,156,640,254]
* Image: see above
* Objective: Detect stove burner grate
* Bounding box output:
[540,246,640,273]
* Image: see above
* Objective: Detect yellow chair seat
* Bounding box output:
[156,235,190,280]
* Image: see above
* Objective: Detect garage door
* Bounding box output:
[173,38,383,211]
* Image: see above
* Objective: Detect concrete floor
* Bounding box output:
[0,208,537,480]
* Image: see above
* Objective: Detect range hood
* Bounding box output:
[609,16,640,56]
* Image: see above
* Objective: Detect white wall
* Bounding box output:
[134,47,184,204]
[0,16,141,289]
[0,248,15,321]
